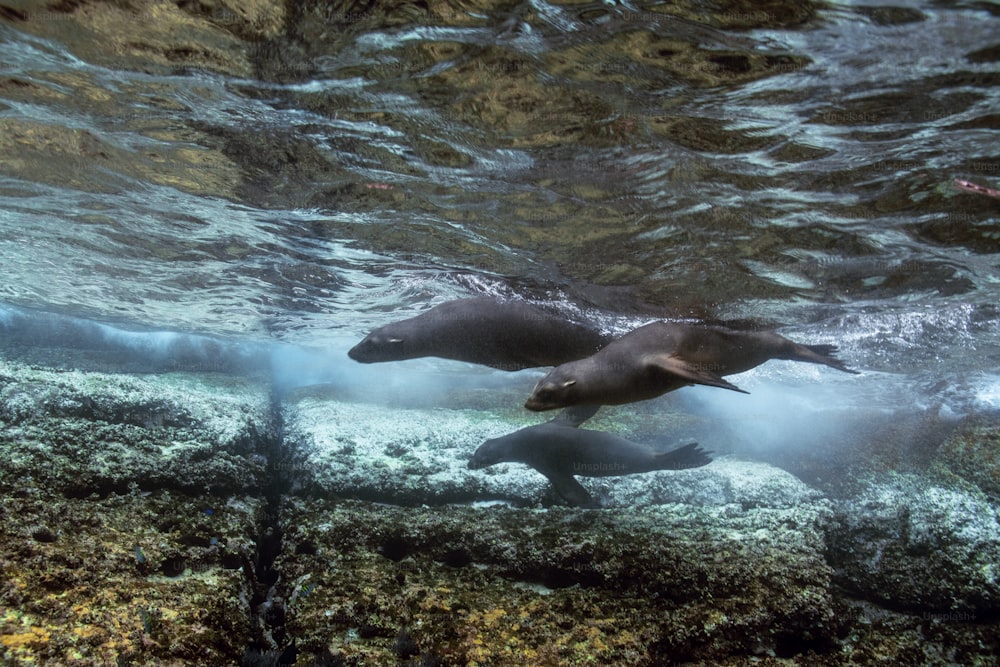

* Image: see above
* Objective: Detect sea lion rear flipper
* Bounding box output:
[541,470,594,507]
[551,404,601,428]
[798,344,860,375]
[645,354,750,394]
[653,442,712,471]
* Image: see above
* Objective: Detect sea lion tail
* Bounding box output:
[799,344,861,375]
[653,442,712,471]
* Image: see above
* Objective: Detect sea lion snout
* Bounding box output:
[467,447,491,469]
[468,438,504,469]
[347,332,405,363]
[524,395,558,411]
[346,341,368,361]
[525,375,577,411]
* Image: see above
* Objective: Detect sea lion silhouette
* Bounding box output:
[348,297,613,371]
[468,408,711,507]
[525,321,858,411]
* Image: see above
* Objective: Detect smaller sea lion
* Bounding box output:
[468,409,711,507]
[525,321,858,411]
[348,297,613,371]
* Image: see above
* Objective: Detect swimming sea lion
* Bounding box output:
[348,297,614,371]
[468,409,711,507]
[525,321,858,411]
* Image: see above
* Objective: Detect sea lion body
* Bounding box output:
[525,321,858,411]
[468,412,711,506]
[348,297,612,371]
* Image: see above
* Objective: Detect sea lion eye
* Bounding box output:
[561,379,576,388]
[388,338,403,344]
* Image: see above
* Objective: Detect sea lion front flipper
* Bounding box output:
[652,442,712,471]
[551,404,601,428]
[540,470,594,507]
[645,354,750,394]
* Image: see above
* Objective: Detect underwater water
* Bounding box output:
[1,0,999,664]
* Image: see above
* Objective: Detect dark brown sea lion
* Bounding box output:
[468,409,711,507]
[525,321,858,411]
[348,297,614,371]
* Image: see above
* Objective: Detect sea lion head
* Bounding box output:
[347,326,408,363]
[524,366,580,411]
[467,437,509,470]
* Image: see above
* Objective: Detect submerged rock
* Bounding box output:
[0,490,260,665]
[1,353,998,664]
[0,359,273,497]
[0,356,281,664]
[935,414,1000,501]
[827,472,1000,613]
[277,496,836,664]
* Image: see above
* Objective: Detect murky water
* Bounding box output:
[0,0,998,407]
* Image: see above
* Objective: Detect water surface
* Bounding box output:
[1,0,998,418]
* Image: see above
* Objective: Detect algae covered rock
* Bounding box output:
[277,496,836,665]
[826,472,1000,613]
[935,413,1000,500]
[0,490,261,665]
[2,348,999,665]
[0,357,276,663]
[0,359,273,496]
[830,597,998,665]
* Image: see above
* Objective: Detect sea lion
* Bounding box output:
[525,321,858,411]
[348,297,614,371]
[468,409,711,507]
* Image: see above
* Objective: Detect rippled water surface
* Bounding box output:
[0,0,998,410]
